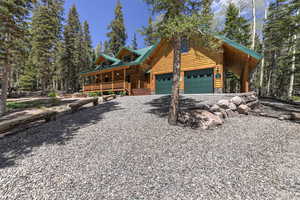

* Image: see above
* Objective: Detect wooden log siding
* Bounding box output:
[149,39,224,93]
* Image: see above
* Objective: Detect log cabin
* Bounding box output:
[80,35,262,95]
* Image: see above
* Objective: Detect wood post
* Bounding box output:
[124,69,126,89]
[100,73,103,93]
[112,71,114,90]
[241,57,250,93]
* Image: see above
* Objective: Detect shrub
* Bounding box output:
[48,91,57,98]
[120,91,127,96]
[108,91,115,95]
[87,92,102,97]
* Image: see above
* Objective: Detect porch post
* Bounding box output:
[123,68,126,90]
[241,57,250,93]
[112,71,114,90]
[100,73,103,93]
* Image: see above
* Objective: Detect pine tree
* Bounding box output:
[82,21,93,70]
[62,4,82,92]
[0,0,33,115]
[263,0,291,97]
[143,0,218,125]
[30,0,64,92]
[201,0,213,31]
[139,16,159,46]
[95,42,102,58]
[223,3,251,47]
[131,33,138,50]
[103,40,111,55]
[107,0,127,56]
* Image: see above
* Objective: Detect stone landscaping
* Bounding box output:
[178,92,300,130]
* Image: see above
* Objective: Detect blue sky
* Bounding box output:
[64,0,152,49]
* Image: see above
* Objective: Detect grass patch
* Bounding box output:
[292,96,300,102]
[7,98,61,110]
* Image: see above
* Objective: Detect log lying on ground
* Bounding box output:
[69,97,98,113]
[103,94,116,102]
[0,110,57,134]
[291,112,300,121]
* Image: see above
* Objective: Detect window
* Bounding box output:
[181,37,189,53]
[123,55,132,62]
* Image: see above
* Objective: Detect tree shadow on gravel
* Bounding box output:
[145,95,203,118]
[0,101,123,169]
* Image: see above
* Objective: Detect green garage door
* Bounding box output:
[156,73,173,94]
[184,68,214,94]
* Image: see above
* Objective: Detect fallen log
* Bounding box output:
[0,110,57,134]
[291,112,300,121]
[69,97,98,113]
[103,94,116,102]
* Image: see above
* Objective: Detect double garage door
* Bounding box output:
[155,68,214,94]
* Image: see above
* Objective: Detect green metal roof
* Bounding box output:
[215,35,263,60]
[80,44,157,75]
[99,53,120,64]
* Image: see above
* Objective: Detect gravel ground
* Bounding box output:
[1,95,300,200]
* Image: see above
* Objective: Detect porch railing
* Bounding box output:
[83,81,131,94]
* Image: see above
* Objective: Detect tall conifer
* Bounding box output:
[107,0,127,56]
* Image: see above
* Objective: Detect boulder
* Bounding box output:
[237,104,250,115]
[230,96,243,106]
[220,109,228,119]
[228,103,237,111]
[291,112,300,121]
[210,104,221,112]
[191,110,224,130]
[246,100,260,109]
[214,112,224,119]
[217,99,230,109]
[225,109,237,118]
[178,111,199,128]
[242,94,258,103]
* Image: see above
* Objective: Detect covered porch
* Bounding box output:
[82,67,132,95]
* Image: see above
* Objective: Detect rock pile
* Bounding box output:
[178,92,260,130]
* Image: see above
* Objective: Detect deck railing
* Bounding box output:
[83,81,131,94]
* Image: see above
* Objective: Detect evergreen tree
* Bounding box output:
[30,0,64,91]
[223,2,251,47]
[95,42,102,58]
[131,33,138,50]
[263,0,294,97]
[0,0,33,115]
[143,0,218,125]
[61,4,82,92]
[82,21,93,70]
[201,0,213,31]
[139,16,159,46]
[103,40,111,55]
[107,0,127,55]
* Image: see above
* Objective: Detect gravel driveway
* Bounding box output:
[1,95,300,200]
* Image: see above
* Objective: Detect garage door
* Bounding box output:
[156,73,173,94]
[184,68,214,94]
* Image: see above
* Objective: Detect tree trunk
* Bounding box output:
[0,64,9,116]
[251,0,256,50]
[259,4,268,96]
[288,10,298,99]
[168,36,181,125]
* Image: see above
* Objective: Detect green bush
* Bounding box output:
[108,91,115,95]
[120,91,127,96]
[87,92,102,97]
[48,91,57,98]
